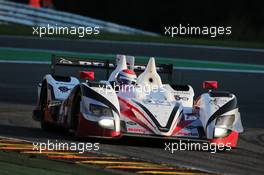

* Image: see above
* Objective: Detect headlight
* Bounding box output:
[214,127,231,138]
[216,115,235,128]
[90,104,113,117]
[98,119,115,130]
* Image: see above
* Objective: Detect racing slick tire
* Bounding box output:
[70,89,81,135]
[40,81,54,131]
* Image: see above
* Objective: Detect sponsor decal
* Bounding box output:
[174,95,189,101]
[59,58,73,64]
[126,121,137,125]
[58,86,70,93]
[79,61,92,66]
[127,128,146,133]
[184,115,197,121]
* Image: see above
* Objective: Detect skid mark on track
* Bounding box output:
[0,137,217,175]
[22,151,79,155]
[137,171,210,175]
[47,155,124,160]
[78,160,155,166]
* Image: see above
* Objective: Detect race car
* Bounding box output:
[33,54,243,148]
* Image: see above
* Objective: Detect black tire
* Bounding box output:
[70,90,81,132]
[40,81,54,131]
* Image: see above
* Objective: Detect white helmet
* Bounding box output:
[117,69,137,85]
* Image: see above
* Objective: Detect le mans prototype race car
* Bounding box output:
[33,55,243,147]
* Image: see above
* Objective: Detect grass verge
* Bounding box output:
[1,24,264,49]
[0,151,120,175]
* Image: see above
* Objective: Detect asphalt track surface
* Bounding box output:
[0,36,264,175]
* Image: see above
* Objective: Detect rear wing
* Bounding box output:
[51,55,173,81]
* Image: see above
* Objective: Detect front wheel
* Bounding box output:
[69,90,81,135]
[40,81,54,131]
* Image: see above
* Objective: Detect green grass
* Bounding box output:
[1,24,264,49]
[0,151,120,175]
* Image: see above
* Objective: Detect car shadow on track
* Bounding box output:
[0,124,230,153]
[0,124,161,147]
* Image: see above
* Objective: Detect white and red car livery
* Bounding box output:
[33,55,243,148]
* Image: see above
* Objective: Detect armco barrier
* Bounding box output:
[0,0,158,36]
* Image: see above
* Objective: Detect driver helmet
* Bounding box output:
[117,69,137,85]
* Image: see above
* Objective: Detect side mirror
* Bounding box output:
[203,81,218,90]
[80,71,94,81]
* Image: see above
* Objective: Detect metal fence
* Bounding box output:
[0,0,158,36]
